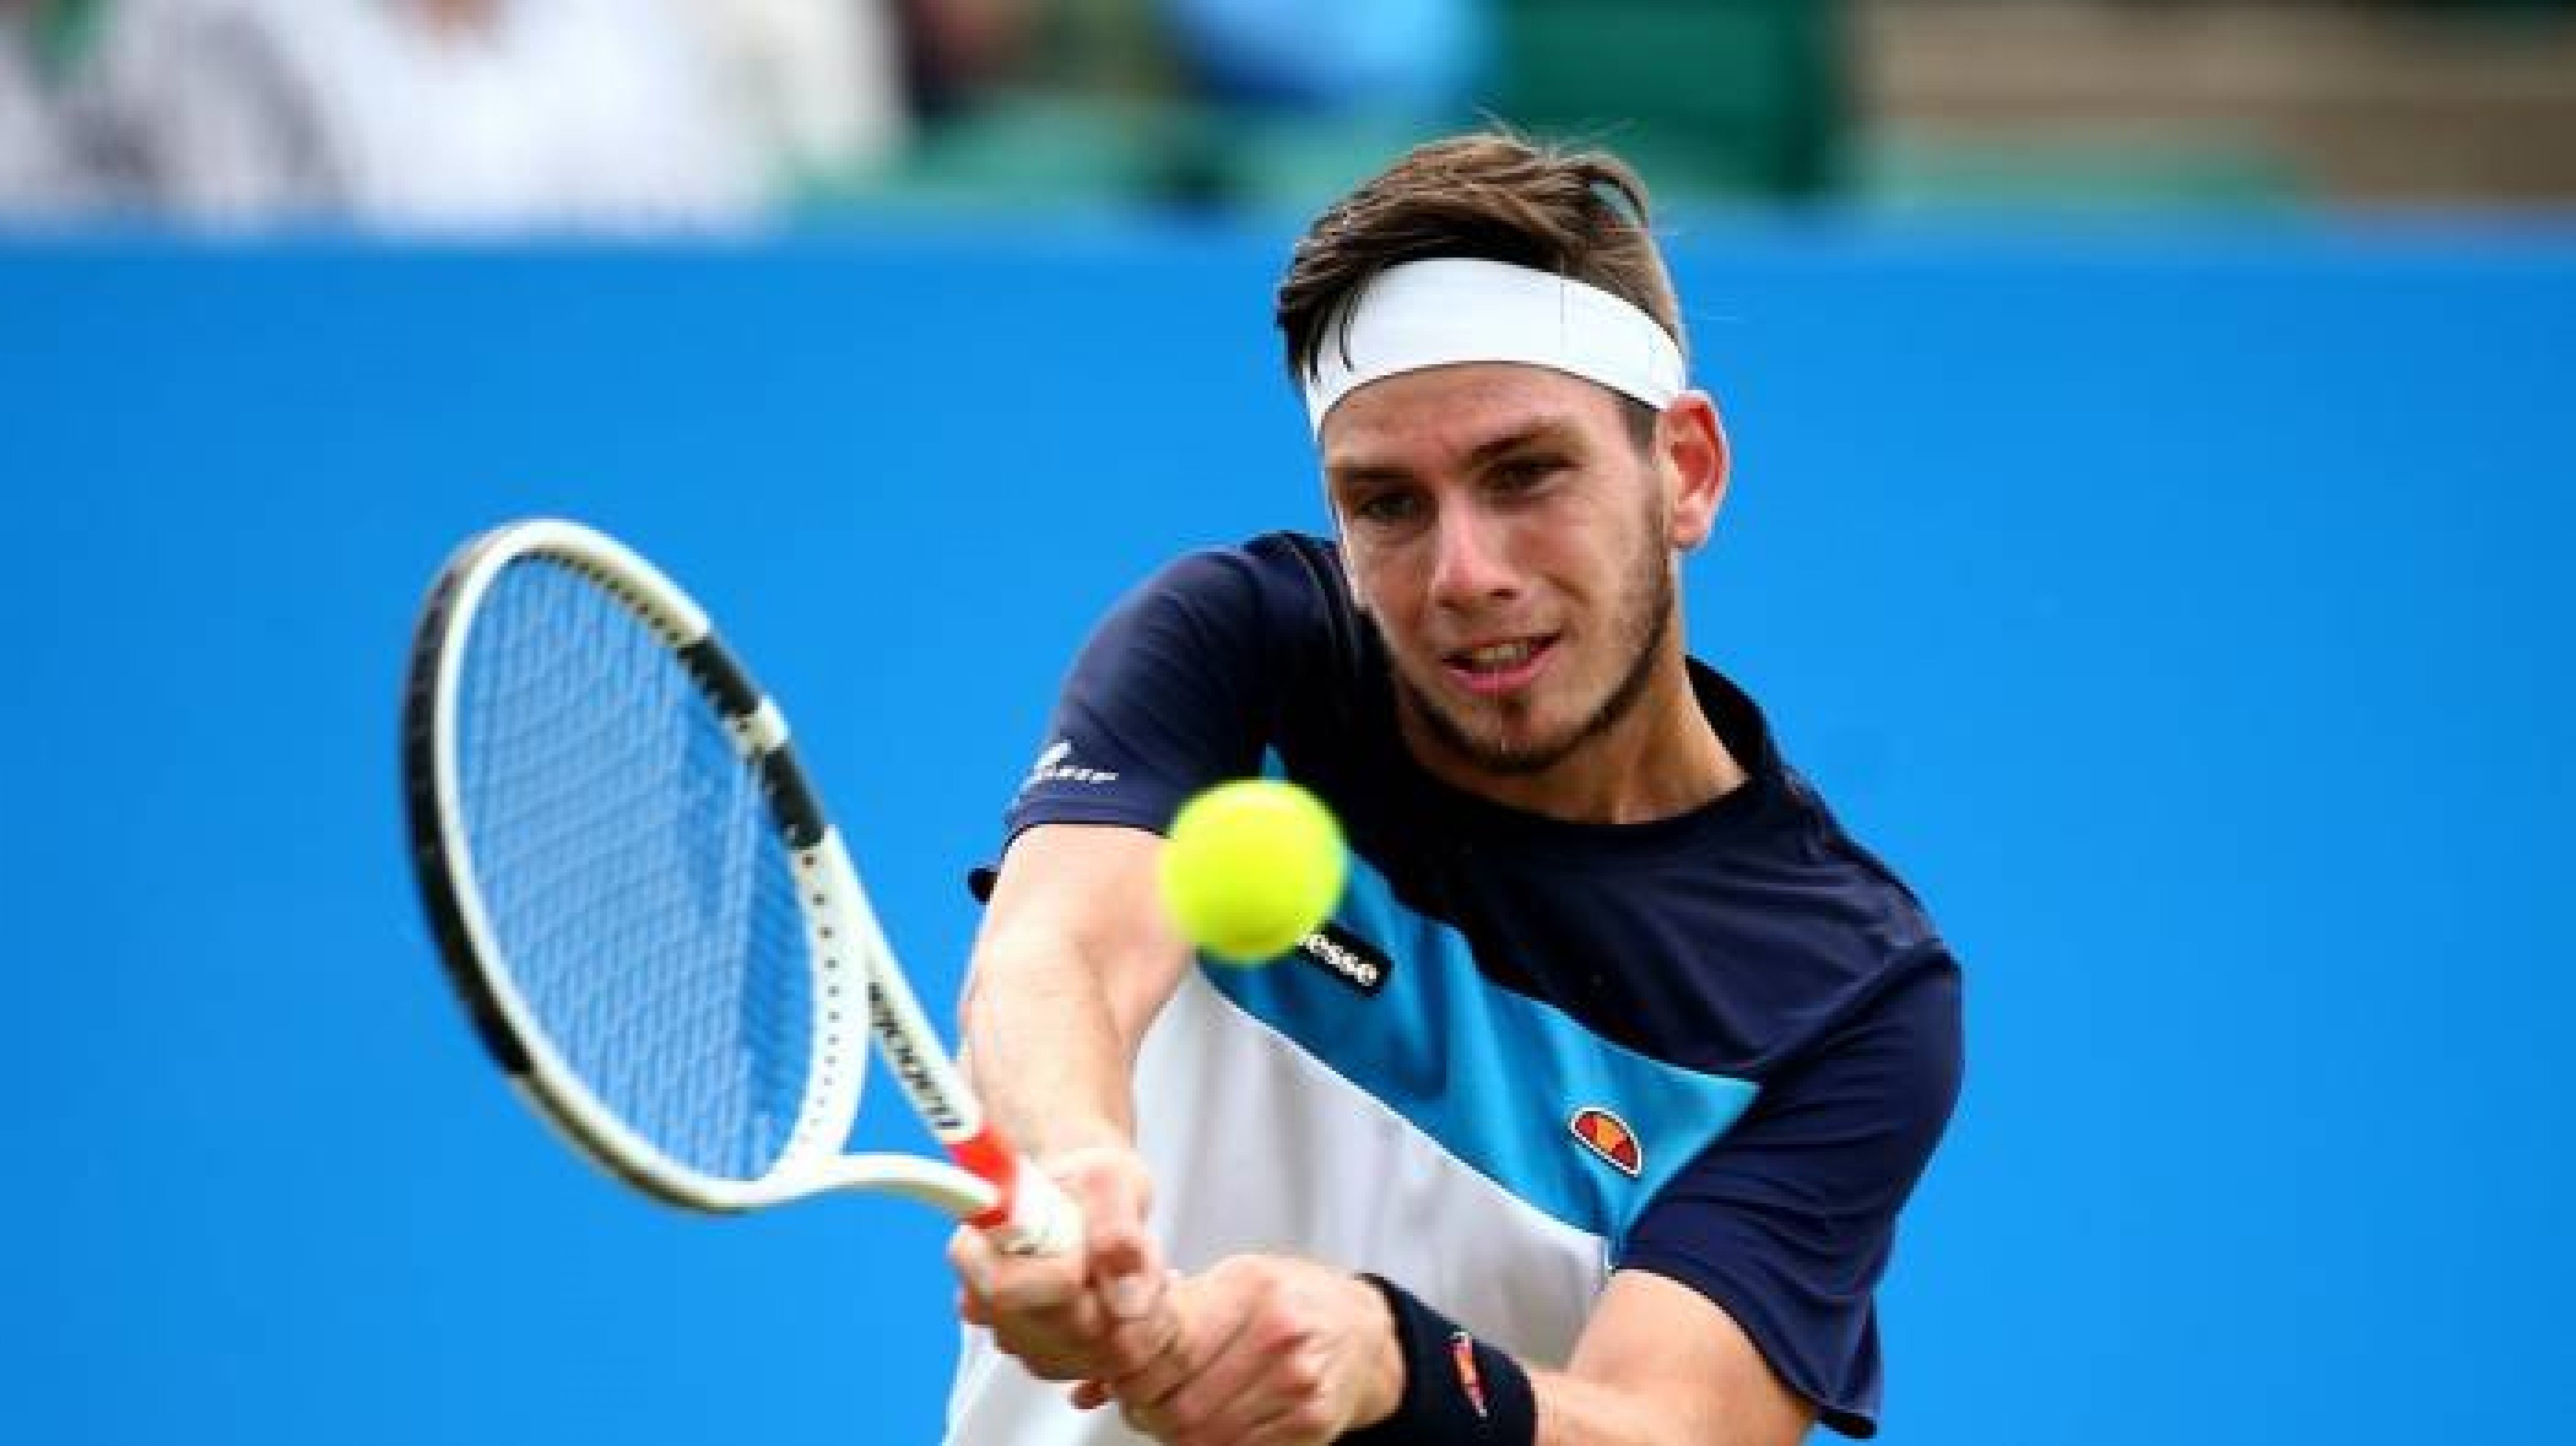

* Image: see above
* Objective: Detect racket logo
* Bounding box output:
[872,983,967,1133]
[1568,1106,1643,1177]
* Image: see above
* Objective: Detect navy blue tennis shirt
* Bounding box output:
[972,532,1963,1439]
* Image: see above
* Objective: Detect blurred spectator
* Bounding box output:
[1160,0,1487,118]
[894,0,1037,118]
[0,0,93,213]
[669,0,912,194]
[77,0,767,228]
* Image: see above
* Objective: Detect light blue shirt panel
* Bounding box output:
[1198,851,1758,1246]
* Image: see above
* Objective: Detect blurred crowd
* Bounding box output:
[5,0,2572,229]
[0,0,1498,228]
[2,0,979,226]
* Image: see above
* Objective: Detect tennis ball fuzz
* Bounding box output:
[1158,779,1347,963]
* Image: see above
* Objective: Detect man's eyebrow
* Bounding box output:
[1325,416,1581,488]
[1323,457,1412,489]
[1462,418,1578,467]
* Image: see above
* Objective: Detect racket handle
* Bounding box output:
[987,1160,1084,1257]
[950,1127,1085,1255]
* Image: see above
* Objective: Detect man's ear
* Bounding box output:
[1663,391,1730,551]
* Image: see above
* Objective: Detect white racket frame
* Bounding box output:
[412,518,1076,1252]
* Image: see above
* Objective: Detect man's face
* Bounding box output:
[1321,363,1695,781]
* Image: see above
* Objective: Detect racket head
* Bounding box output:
[402,519,871,1212]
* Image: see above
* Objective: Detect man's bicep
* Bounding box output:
[1561,1270,1815,1446]
[972,822,1194,1050]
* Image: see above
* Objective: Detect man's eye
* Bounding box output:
[1354,492,1422,526]
[1492,457,1564,492]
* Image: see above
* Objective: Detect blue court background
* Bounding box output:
[2,221,2569,1445]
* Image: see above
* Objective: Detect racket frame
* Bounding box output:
[404,519,1074,1251]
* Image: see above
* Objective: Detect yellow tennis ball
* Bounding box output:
[1159,779,1347,963]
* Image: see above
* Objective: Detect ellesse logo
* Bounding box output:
[1569,1107,1643,1177]
[1295,922,1392,997]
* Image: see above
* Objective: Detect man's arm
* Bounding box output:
[947,822,1197,1382]
[1545,1270,1815,1445]
[1106,1260,1814,1446]
[962,822,1192,1159]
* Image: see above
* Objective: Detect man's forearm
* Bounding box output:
[1530,1369,1735,1446]
[962,928,1140,1158]
[960,824,1190,1162]
[946,827,1194,1382]
[1344,1270,1811,1446]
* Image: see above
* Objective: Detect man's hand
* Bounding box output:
[949,1144,1177,1385]
[1084,1255,1403,1446]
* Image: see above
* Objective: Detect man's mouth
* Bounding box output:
[1440,635,1556,695]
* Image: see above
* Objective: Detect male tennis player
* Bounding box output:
[944,133,1963,1446]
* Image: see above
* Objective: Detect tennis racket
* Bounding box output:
[402,517,1076,1253]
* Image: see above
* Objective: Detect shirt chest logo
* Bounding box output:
[1294,922,1392,996]
[1568,1106,1643,1177]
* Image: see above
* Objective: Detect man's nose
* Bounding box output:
[1427,507,1517,611]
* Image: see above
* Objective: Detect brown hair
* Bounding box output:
[1275,133,1684,391]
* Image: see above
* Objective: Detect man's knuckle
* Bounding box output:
[1276,1354,1323,1394]
[1252,1311,1313,1356]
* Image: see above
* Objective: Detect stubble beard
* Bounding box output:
[1392,527,1677,781]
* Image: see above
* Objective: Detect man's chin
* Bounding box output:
[1460,739,1579,778]
[1406,690,1584,779]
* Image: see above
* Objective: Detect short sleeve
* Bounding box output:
[997,546,1280,847]
[1617,949,1964,1437]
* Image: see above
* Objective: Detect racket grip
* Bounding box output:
[951,1127,1084,1255]
[987,1160,1084,1257]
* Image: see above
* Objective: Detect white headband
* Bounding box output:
[1299,256,1686,435]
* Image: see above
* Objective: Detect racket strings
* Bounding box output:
[456,559,815,1182]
